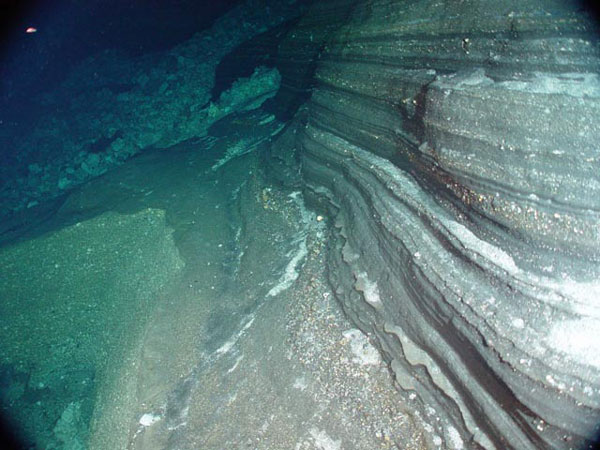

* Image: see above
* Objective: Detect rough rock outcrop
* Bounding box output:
[0,0,303,216]
[270,0,600,448]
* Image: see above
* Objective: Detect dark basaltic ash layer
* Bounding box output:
[269,0,600,448]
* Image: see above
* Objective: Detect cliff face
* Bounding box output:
[270,0,600,447]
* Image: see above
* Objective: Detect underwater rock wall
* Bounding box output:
[272,0,600,447]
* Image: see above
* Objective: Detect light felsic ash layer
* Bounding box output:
[269,0,600,448]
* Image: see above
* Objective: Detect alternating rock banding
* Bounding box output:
[270,0,600,447]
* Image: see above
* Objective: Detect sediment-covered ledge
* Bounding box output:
[270,0,600,447]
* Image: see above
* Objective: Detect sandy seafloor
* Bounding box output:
[0,110,426,449]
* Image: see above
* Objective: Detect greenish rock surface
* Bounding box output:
[0,208,184,448]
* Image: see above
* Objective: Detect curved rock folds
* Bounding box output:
[285,0,600,447]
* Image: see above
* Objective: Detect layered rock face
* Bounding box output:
[272,0,600,448]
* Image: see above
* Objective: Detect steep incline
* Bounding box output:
[270,0,600,448]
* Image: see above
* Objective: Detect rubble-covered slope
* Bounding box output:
[0,0,301,216]
[270,0,600,448]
